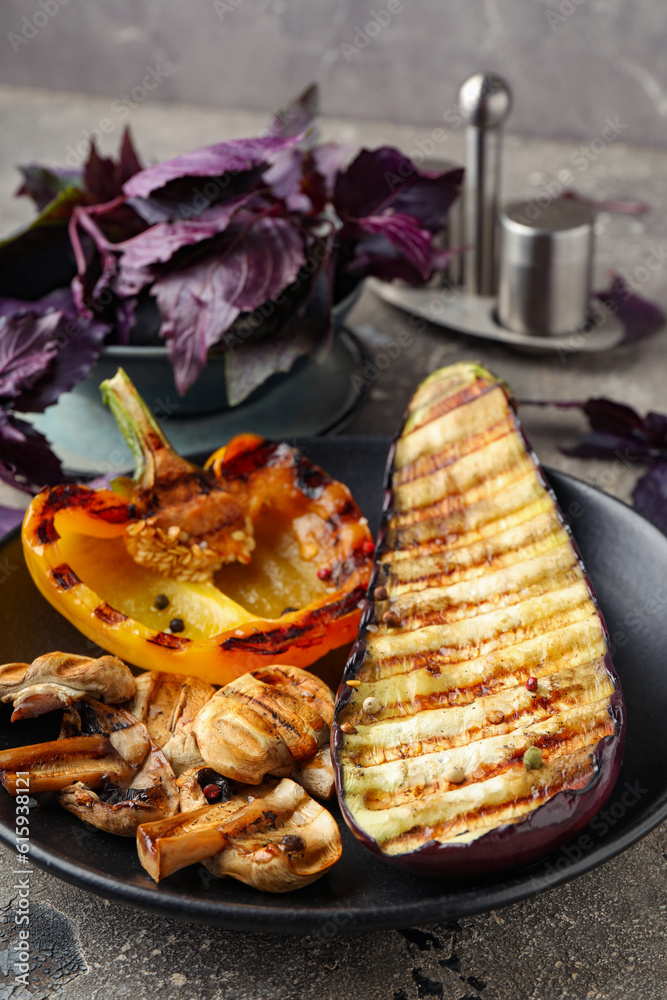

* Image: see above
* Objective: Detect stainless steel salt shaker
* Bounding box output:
[498,198,595,337]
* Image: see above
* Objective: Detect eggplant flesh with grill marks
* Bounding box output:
[333,363,625,876]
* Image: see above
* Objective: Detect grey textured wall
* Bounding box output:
[1,0,667,144]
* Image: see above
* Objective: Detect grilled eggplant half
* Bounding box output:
[333,363,625,876]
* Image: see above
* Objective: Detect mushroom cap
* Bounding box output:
[291,745,335,801]
[201,778,342,892]
[192,665,334,784]
[124,671,215,749]
[56,697,179,836]
[0,652,136,721]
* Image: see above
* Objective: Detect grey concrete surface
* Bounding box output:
[0,90,666,1000]
[2,1,667,145]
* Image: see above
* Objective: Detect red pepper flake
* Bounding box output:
[362,540,375,556]
[317,566,332,581]
[203,784,221,804]
[526,676,538,693]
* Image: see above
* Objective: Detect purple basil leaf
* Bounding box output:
[524,396,667,462]
[225,318,315,407]
[353,214,436,282]
[561,429,650,461]
[153,213,305,394]
[15,165,83,211]
[122,134,302,200]
[83,128,143,204]
[0,312,61,406]
[595,274,665,343]
[263,149,312,212]
[18,312,107,413]
[632,463,667,534]
[389,167,464,233]
[562,189,650,216]
[0,413,64,495]
[0,290,108,413]
[334,147,463,232]
[114,196,252,296]
[343,216,455,285]
[0,186,84,275]
[117,127,143,184]
[267,83,319,140]
[0,505,24,536]
[224,248,334,406]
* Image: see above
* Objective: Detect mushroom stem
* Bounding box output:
[0,735,130,794]
[137,801,240,882]
[137,778,342,890]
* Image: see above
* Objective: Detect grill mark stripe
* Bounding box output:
[390,471,546,543]
[399,377,497,442]
[354,620,606,702]
[386,516,568,593]
[391,451,534,529]
[368,580,593,659]
[93,603,128,625]
[394,414,516,487]
[344,659,611,761]
[50,563,81,591]
[394,423,530,512]
[360,715,613,811]
[380,748,598,853]
[383,497,554,563]
[392,547,579,622]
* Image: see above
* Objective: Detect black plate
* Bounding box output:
[1,436,666,933]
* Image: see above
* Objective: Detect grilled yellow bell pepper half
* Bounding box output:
[22,370,373,686]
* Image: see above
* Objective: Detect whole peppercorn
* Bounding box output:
[203,783,221,803]
[154,594,169,610]
[362,696,381,715]
[374,585,388,601]
[169,617,185,633]
[362,540,375,556]
[526,676,538,693]
[317,566,332,581]
[523,747,543,770]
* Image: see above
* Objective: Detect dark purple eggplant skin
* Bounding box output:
[332,398,627,879]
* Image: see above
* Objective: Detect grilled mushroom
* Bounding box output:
[0,734,135,794]
[0,652,136,721]
[56,698,179,836]
[291,745,335,800]
[192,665,334,784]
[124,671,214,774]
[137,777,342,891]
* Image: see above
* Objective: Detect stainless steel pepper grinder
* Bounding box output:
[369,70,623,352]
[457,72,512,296]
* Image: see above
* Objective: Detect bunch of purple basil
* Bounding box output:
[0,85,463,496]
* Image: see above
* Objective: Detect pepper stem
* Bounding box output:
[100,368,190,489]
